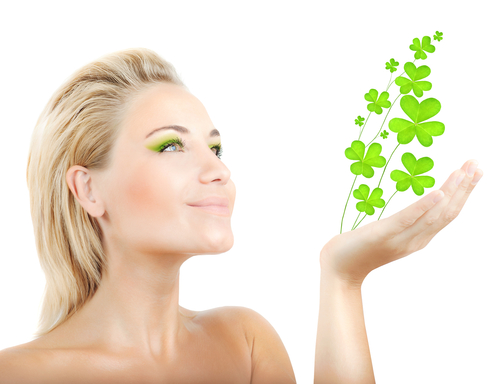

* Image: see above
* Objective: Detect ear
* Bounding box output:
[66,165,105,218]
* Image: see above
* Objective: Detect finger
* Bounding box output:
[374,159,473,240]
[376,183,444,240]
[439,159,471,188]
[410,166,482,249]
[400,160,482,250]
[408,167,482,250]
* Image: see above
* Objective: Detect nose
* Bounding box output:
[196,144,231,184]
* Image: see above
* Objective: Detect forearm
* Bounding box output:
[314,268,375,384]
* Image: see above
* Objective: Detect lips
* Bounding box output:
[189,205,230,216]
[187,196,229,207]
[187,196,230,217]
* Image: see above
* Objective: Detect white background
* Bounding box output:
[1,0,498,383]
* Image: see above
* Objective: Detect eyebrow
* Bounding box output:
[145,125,220,139]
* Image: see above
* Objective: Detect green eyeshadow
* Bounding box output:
[145,134,182,152]
[145,134,222,158]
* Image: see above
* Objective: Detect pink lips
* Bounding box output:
[187,196,230,216]
[188,196,229,207]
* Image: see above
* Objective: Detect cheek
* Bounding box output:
[118,164,181,231]
[228,179,236,211]
[126,172,157,210]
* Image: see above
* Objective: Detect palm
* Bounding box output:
[320,160,483,286]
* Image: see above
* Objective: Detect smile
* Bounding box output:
[188,205,231,216]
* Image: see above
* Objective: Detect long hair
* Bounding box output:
[26,48,186,338]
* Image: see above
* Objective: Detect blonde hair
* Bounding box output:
[26,48,186,338]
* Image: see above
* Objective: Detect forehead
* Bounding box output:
[121,82,212,139]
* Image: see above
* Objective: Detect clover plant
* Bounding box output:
[340,31,445,234]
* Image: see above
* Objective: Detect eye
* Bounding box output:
[159,138,185,153]
[159,137,223,159]
[211,144,224,159]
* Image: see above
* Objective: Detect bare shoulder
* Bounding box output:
[0,345,36,364]
[0,346,46,383]
[200,306,277,343]
[202,305,265,327]
[204,306,286,348]
[0,347,21,372]
[196,306,254,348]
[219,306,296,384]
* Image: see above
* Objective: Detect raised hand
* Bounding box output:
[320,159,483,286]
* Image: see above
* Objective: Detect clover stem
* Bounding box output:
[357,112,372,141]
[386,73,393,92]
[387,59,416,89]
[351,211,361,231]
[365,93,402,148]
[387,72,405,90]
[377,190,398,221]
[351,142,400,230]
[340,174,358,234]
[377,143,400,189]
[353,213,367,230]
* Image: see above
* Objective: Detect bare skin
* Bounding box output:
[2,77,482,383]
[314,159,483,383]
[0,82,257,383]
[1,307,252,383]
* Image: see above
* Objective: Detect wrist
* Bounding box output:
[320,267,365,290]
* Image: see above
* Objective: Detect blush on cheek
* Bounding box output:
[122,165,179,224]
[123,168,161,214]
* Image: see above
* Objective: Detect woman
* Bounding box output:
[0,48,483,383]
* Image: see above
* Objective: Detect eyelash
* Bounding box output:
[158,137,224,159]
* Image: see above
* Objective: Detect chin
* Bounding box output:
[204,233,235,255]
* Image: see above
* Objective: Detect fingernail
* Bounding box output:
[467,161,478,177]
[456,171,465,186]
[471,172,482,185]
[433,192,444,203]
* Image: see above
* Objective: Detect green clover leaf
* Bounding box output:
[409,36,436,60]
[395,62,432,98]
[380,130,389,139]
[390,153,436,196]
[385,58,399,73]
[364,89,391,115]
[433,31,443,42]
[388,95,445,147]
[353,184,386,215]
[355,116,365,127]
[345,140,386,178]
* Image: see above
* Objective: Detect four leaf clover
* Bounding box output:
[380,130,389,139]
[433,31,443,41]
[364,89,391,115]
[345,140,386,178]
[409,36,435,60]
[390,153,436,196]
[355,116,365,126]
[395,62,432,97]
[353,184,386,215]
[385,58,399,73]
[388,95,445,147]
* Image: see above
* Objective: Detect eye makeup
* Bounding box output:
[146,134,223,159]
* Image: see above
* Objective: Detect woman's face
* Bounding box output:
[90,82,236,259]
